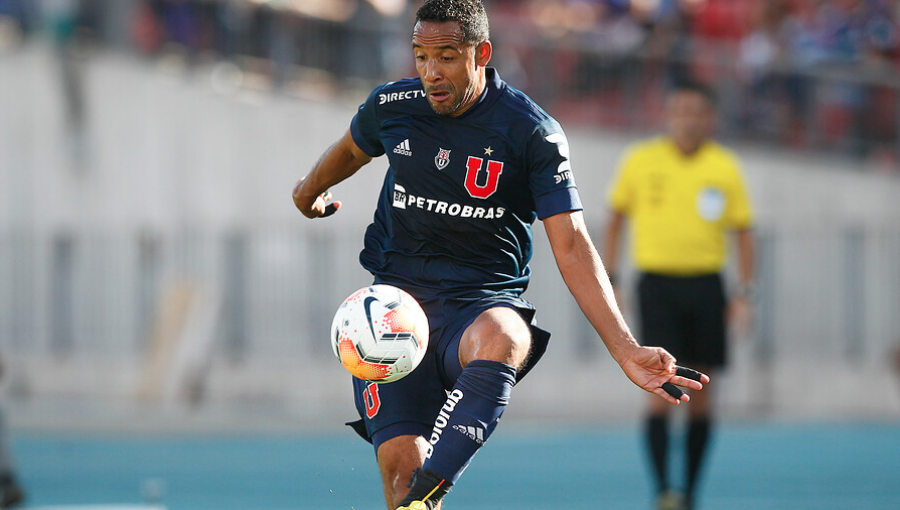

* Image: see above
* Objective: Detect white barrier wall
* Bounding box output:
[2,44,899,429]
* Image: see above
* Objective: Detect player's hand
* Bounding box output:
[293,177,341,219]
[619,346,709,405]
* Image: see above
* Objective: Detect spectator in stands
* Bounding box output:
[0,0,37,48]
[736,0,808,142]
[809,0,899,158]
[107,0,900,164]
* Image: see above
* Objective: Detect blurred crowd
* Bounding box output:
[501,0,900,163]
[731,0,898,159]
[0,0,417,84]
[1,0,898,165]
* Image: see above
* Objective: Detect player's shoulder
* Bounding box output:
[495,82,558,129]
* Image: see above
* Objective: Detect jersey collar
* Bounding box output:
[665,137,710,159]
[453,67,504,119]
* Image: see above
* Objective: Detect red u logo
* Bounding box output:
[464,156,504,199]
[364,382,381,418]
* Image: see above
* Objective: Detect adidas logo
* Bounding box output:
[453,424,484,444]
[393,139,412,156]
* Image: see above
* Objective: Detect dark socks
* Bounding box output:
[421,360,517,484]
[686,417,711,499]
[646,414,669,493]
[396,468,451,510]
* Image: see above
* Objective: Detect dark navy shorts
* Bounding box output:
[637,272,727,369]
[346,289,551,452]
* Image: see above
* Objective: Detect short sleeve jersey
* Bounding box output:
[350,68,582,295]
[607,137,753,274]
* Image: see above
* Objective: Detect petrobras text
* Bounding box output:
[392,184,506,220]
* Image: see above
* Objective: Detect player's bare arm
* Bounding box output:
[542,210,709,404]
[293,129,372,218]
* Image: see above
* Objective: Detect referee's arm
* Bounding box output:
[730,227,756,337]
[734,228,756,297]
[603,210,627,287]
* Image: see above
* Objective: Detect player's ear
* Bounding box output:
[475,40,492,67]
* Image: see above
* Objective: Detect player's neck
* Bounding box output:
[671,137,705,156]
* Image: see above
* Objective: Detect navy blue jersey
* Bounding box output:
[350,68,582,295]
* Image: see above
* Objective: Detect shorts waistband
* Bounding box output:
[639,271,721,281]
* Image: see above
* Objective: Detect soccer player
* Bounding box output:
[293,2,708,509]
[604,81,755,510]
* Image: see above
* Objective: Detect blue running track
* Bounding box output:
[15,421,900,510]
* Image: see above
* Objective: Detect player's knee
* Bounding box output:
[460,308,532,368]
[501,331,532,369]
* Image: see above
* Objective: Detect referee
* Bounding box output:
[604,80,755,510]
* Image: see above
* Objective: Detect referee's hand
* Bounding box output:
[619,346,709,405]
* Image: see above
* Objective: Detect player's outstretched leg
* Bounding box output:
[397,359,517,510]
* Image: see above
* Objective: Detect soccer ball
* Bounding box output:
[331,285,429,383]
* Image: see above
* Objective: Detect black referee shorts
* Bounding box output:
[637,272,727,368]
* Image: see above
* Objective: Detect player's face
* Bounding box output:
[412,21,491,117]
[666,91,714,154]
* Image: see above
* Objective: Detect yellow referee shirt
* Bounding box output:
[607,137,753,275]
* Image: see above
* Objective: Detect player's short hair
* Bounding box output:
[669,79,717,108]
[415,0,490,46]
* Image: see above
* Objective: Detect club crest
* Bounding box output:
[434,148,451,170]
